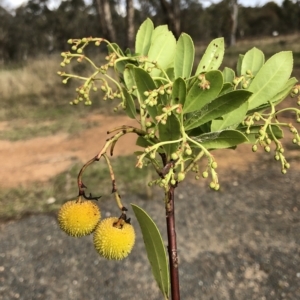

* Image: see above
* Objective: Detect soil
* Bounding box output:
[0,113,299,299]
[1,113,296,188]
[0,114,140,188]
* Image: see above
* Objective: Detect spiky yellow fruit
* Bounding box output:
[58,199,101,237]
[93,217,135,260]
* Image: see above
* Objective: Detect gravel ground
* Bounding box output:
[0,160,300,300]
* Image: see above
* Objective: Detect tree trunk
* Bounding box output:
[159,0,181,38]
[230,0,238,46]
[126,0,135,49]
[94,0,116,41]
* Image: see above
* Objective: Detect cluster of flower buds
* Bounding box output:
[290,84,300,106]
[233,69,254,89]
[198,74,211,90]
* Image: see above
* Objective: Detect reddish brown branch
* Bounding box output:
[166,185,180,300]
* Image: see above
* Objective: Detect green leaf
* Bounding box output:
[236,54,244,76]
[219,82,233,95]
[185,90,252,131]
[271,77,298,105]
[134,67,158,121]
[211,101,249,131]
[147,28,176,76]
[223,67,235,83]
[122,87,136,119]
[124,64,137,92]
[151,25,169,42]
[247,77,298,115]
[248,51,293,110]
[135,18,154,55]
[183,70,223,114]
[195,38,224,74]
[191,130,249,150]
[136,136,155,148]
[158,112,181,158]
[131,204,170,299]
[246,77,298,115]
[238,125,283,143]
[172,77,187,106]
[241,47,265,76]
[174,33,195,79]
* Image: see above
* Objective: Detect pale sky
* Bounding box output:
[2,0,285,11]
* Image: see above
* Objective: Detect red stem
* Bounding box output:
[166,185,180,300]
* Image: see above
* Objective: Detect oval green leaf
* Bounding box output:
[191,130,249,150]
[183,70,223,114]
[236,54,244,76]
[185,90,252,131]
[134,67,158,121]
[158,112,181,158]
[147,29,176,77]
[131,204,170,299]
[223,67,235,83]
[122,87,136,119]
[241,47,265,76]
[135,18,154,55]
[195,37,224,75]
[211,101,249,131]
[174,33,195,79]
[172,77,187,106]
[248,51,293,110]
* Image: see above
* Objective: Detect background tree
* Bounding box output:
[126,0,135,49]
[94,0,116,41]
[0,0,300,64]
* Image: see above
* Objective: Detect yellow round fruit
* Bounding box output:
[58,199,101,237]
[93,217,135,260]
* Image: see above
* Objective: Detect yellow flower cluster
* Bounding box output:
[57,199,135,260]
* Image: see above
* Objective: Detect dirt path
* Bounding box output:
[0,115,140,188]
[1,113,299,188]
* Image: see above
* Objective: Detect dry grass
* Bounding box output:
[0,56,62,99]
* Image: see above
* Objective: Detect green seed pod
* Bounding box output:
[177,172,185,182]
[171,153,179,160]
[202,171,209,178]
[264,145,271,152]
[211,161,218,169]
[209,182,216,189]
[252,145,258,152]
[149,152,156,160]
[266,138,272,145]
[185,148,192,156]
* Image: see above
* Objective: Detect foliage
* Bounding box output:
[1,0,300,63]
[58,18,300,299]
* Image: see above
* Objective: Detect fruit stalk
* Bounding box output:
[166,185,180,300]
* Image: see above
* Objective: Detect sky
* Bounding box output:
[2,0,285,11]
